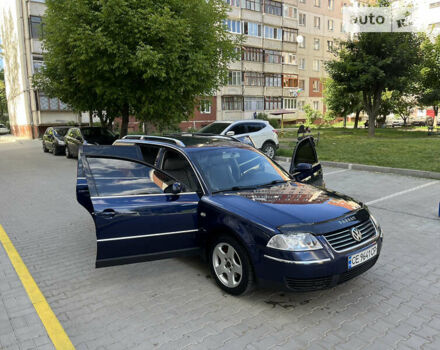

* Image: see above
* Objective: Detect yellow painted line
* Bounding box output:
[0,225,75,350]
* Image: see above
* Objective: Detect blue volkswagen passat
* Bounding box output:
[76,135,382,295]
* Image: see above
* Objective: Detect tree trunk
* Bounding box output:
[343,115,347,128]
[97,110,105,128]
[354,110,361,129]
[120,103,129,137]
[434,105,439,128]
[89,110,93,126]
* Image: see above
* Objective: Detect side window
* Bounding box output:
[294,138,318,166]
[229,123,247,135]
[86,158,174,197]
[247,123,264,133]
[139,145,160,165]
[161,150,200,192]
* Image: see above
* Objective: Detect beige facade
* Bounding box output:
[0,0,79,138]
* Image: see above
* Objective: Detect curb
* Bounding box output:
[274,156,440,180]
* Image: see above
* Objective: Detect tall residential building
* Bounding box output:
[0,0,79,138]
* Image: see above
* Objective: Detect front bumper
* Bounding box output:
[255,237,383,292]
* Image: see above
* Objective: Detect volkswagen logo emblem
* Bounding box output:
[351,227,363,242]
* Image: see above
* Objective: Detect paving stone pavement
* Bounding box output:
[0,140,439,349]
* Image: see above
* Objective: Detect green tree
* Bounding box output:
[390,91,416,127]
[326,32,422,136]
[418,35,440,127]
[36,0,239,136]
[323,78,363,128]
[303,104,322,126]
[0,69,8,125]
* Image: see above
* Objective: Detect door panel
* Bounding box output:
[290,137,323,186]
[81,148,200,267]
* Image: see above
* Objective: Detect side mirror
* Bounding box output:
[226,131,235,136]
[294,163,313,172]
[165,182,183,195]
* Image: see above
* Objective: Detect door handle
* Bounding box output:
[101,209,116,218]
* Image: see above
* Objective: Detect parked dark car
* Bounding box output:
[42,127,70,155]
[411,120,426,127]
[76,135,382,295]
[65,127,118,158]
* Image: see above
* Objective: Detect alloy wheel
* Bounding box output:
[263,144,275,159]
[212,243,243,288]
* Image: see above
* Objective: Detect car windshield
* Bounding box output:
[54,128,68,136]
[189,147,290,193]
[198,122,231,135]
[81,128,115,138]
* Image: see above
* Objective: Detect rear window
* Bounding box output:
[198,122,231,135]
[54,128,68,136]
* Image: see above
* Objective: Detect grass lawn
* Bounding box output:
[277,128,440,173]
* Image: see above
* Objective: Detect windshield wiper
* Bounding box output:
[257,180,288,188]
[212,185,259,194]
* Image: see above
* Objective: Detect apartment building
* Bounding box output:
[0,0,79,138]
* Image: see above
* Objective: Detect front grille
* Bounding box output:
[338,256,378,284]
[285,276,332,292]
[324,219,378,252]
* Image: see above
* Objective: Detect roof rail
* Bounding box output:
[121,135,186,147]
[168,132,240,142]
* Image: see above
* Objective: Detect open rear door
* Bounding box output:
[289,136,324,187]
[79,145,200,268]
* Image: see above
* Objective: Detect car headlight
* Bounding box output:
[57,140,65,146]
[267,232,323,251]
[370,214,383,237]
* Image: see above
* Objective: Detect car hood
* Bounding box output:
[206,182,362,228]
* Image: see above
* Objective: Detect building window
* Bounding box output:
[33,60,44,73]
[283,28,298,43]
[314,16,321,29]
[313,59,320,71]
[283,75,298,88]
[314,0,321,7]
[299,58,306,70]
[313,80,320,92]
[328,19,334,31]
[242,47,264,62]
[243,72,264,86]
[245,0,261,11]
[199,99,212,114]
[264,26,282,40]
[222,96,243,111]
[265,97,282,110]
[226,0,240,7]
[314,38,320,50]
[299,13,306,26]
[298,101,305,111]
[265,74,282,87]
[284,98,297,110]
[284,53,297,65]
[244,96,264,111]
[328,0,334,9]
[265,50,282,64]
[264,0,282,16]
[228,71,242,86]
[299,36,306,48]
[38,93,70,111]
[243,22,262,37]
[300,0,306,3]
[283,5,298,19]
[327,40,334,51]
[30,16,45,39]
[313,101,319,110]
[299,79,305,90]
[226,19,241,34]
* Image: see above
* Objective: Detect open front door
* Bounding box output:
[80,145,201,268]
[289,137,324,187]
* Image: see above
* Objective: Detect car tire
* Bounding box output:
[262,142,276,159]
[52,145,58,155]
[43,142,49,153]
[65,144,72,158]
[209,235,254,296]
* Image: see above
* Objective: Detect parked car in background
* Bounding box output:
[0,123,10,135]
[391,120,403,128]
[411,120,426,127]
[42,127,70,155]
[198,120,279,158]
[65,127,118,158]
[76,134,382,295]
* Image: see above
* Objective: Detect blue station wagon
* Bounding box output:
[76,134,382,295]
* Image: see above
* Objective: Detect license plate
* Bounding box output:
[348,244,377,269]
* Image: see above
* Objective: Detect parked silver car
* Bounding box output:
[0,124,10,135]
